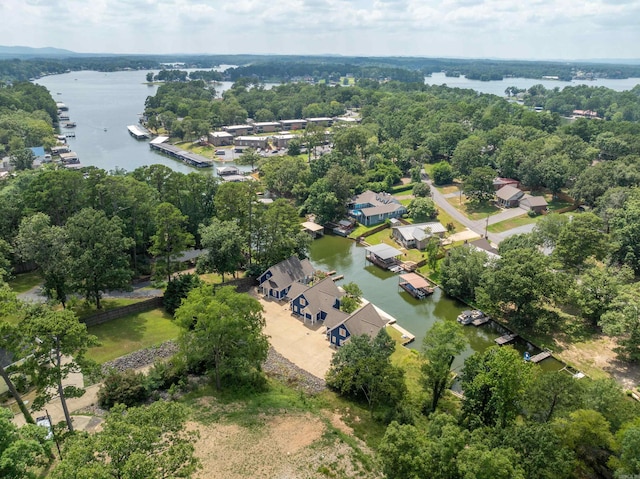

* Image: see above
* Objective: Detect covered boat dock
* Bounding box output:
[149,136,212,168]
[365,243,403,270]
[398,273,434,299]
[127,124,150,139]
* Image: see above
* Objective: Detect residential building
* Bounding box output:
[326,303,389,347]
[280,119,307,131]
[272,134,296,149]
[392,222,446,250]
[253,121,281,133]
[495,185,524,208]
[257,255,315,300]
[209,131,234,146]
[348,190,407,226]
[223,124,253,136]
[234,136,268,149]
[287,277,344,324]
[467,238,501,261]
[306,117,334,127]
[493,177,520,191]
[519,194,548,213]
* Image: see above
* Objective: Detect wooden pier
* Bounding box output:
[495,333,518,345]
[530,350,552,363]
[331,274,344,282]
[471,316,490,326]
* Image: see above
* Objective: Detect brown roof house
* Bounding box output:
[326,303,389,347]
[496,185,524,208]
[519,194,548,213]
[257,255,315,300]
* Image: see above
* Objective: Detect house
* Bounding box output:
[519,194,548,213]
[258,255,315,300]
[467,238,501,261]
[272,134,296,149]
[280,119,307,131]
[348,190,407,226]
[495,185,524,208]
[392,222,446,250]
[223,124,253,136]
[327,303,389,347]
[253,121,281,133]
[572,109,599,119]
[287,277,344,324]
[493,177,520,191]
[234,136,268,149]
[209,131,234,146]
[216,165,240,176]
[306,117,334,127]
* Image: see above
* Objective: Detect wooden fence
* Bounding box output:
[82,296,164,327]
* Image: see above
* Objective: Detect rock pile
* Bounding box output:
[262,347,326,395]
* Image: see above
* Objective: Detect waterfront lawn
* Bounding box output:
[365,229,424,264]
[387,326,423,398]
[348,223,383,239]
[487,215,540,233]
[86,308,180,364]
[7,271,42,293]
[446,196,500,221]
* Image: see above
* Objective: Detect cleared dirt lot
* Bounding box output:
[255,291,335,380]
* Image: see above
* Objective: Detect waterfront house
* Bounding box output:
[280,119,307,131]
[209,131,234,146]
[347,190,406,226]
[519,194,548,213]
[234,136,268,149]
[495,185,524,208]
[258,255,315,300]
[253,121,281,133]
[327,303,389,347]
[223,124,253,136]
[392,221,446,250]
[467,238,501,262]
[287,277,344,324]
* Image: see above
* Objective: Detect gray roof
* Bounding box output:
[520,194,548,207]
[264,255,314,290]
[350,190,405,218]
[365,243,403,260]
[393,222,446,242]
[333,303,388,339]
[496,185,524,201]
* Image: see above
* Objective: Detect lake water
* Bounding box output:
[35,69,573,371]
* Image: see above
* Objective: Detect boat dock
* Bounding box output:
[127,124,150,139]
[388,322,416,345]
[398,272,434,299]
[149,137,213,168]
[495,333,518,345]
[472,316,491,326]
[530,350,552,363]
[331,274,344,282]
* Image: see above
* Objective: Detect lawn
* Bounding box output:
[348,223,383,239]
[365,229,425,263]
[71,298,146,320]
[387,326,423,397]
[445,196,501,221]
[436,208,464,233]
[86,308,181,364]
[436,185,460,195]
[7,271,42,293]
[487,215,540,233]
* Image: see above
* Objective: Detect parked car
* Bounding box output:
[36,415,53,439]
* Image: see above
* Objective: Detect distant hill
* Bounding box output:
[0,45,77,58]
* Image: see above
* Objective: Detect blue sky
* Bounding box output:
[3,0,640,59]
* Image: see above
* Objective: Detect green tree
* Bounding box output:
[21,308,97,432]
[599,283,640,362]
[175,285,268,390]
[163,273,203,316]
[497,232,537,255]
[614,417,640,476]
[9,148,35,171]
[51,401,199,479]
[457,444,525,479]
[532,213,569,249]
[431,161,454,185]
[440,245,488,301]
[412,182,430,197]
[66,208,134,309]
[340,281,362,314]
[326,329,406,413]
[407,197,437,222]
[378,422,429,479]
[554,212,609,269]
[0,408,49,479]
[15,213,71,307]
[461,346,532,429]
[148,202,195,282]
[146,72,154,82]
[197,219,245,282]
[236,147,260,170]
[421,321,466,413]
[463,166,497,203]
[524,370,583,423]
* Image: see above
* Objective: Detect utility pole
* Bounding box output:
[485,214,489,239]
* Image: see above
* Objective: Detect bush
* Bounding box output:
[146,357,187,391]
[527,209,539,218]
[98,369,149,409]
[164,273,203,316]
[413,182,430,197]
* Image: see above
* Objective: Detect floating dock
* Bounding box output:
[530,350,552,363]
[472,316,491,326]
[331,274,344,282]
[149,137,213,168]
[127,124,150,139]
[495,333,518,345]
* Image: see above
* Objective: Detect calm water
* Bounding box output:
[309,235,563,372]
[425,72,640,95]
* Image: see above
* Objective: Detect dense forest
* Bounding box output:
[3,53,640,83]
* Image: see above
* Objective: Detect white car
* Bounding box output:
[36,416,53,440]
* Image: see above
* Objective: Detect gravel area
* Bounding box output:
[262,347,326,395]
[101,340,179,373]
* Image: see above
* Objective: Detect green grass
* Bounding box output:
[366,229,424,263]
[7,271,42,293]
[71,298,145,320]
[436,208,464,233]
[388,326,423,397]
[348,223,384,239]
[487,214,540,233]
[86,308,180,364]
[445,196,501,221]
[436,185,460,195]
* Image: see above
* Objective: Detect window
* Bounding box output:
[340,327,347,337]
[299,297,306,307]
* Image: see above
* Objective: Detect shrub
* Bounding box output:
[164,273,203,316]
[146,357,187,391]
[98,369,149,409]
[413,182,430,197]
[527,209,539,218]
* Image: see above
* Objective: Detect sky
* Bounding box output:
[2,0,640,60]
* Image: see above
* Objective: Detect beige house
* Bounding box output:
[209,131,234,146]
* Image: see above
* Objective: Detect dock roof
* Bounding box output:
[301,221,324,232]
[399,273,430,290]
[365,243,403,260]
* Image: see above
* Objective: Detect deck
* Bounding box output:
[471,316,490,326]
[530,350,552,363]
[495,333,518,345]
